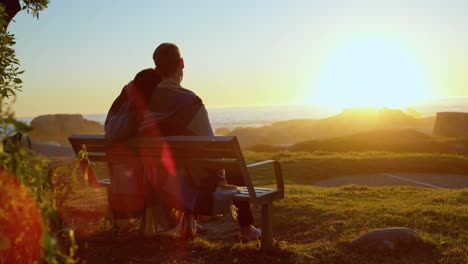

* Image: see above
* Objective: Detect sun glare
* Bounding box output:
[311,36,429,110]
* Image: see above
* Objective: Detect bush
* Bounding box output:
[0,119,79,262]
[0,1,79,262]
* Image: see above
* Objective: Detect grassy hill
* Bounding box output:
[69,185,468,263]
[248,129,468,155]
[59,129,468,263]
[243,151,468,185]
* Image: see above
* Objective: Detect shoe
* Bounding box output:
[196,223,208,234]
[186,213,197,239]
[113,218,142,235]
[183,214,197,240]
[160,213,196,240]
[239,225,262,242]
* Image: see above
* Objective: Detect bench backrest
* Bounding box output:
[68,134,259,202]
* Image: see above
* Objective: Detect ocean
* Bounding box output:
[78,105,339,131]
[16,98,468,131]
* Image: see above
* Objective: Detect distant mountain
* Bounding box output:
[411,97,468,116]
[227,107,436,147]
[290,129,436,153]
[249,129,468,154]
[29,114,104,145]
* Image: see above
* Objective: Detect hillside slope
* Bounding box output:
[227,108,435,147]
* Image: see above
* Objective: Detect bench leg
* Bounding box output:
[139,212,146,235]
[261,203,273,251]
[144,207,156,235]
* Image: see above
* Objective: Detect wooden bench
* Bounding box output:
[68,134,284,250]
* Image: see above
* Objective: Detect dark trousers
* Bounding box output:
[225,168,254,227]
[193,168,254,227]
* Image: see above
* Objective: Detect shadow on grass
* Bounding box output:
[80,230,301,264]
[335,240,443,264]
[272,200,345,244]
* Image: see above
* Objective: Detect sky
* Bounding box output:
[8,0,468,117]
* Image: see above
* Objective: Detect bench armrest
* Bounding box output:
[246,160,284,197]
[246,160,276,168]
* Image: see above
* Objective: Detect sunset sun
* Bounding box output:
[312,36,429,110]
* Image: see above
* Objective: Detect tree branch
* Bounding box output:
[0,0,21,26]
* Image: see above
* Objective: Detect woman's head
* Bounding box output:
[134,68,161,93]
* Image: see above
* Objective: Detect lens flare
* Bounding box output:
[0,171,43,263]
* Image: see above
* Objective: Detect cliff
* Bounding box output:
[432,112,468,138]
[29,114,104,145]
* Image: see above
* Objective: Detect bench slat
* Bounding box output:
[86,154,242,170]
[83,145,111,153]
[233,187,282,203]
[69,134,236,146]
[107,148,237,159]
[69,135,238,158]
[133,135,236,144]
[68,134,107,146]
[134,141,234,151]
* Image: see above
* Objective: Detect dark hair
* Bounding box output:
[133,68,161,106]
[134,68,160,91]
[153,43,181,77]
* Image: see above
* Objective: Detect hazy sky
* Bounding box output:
[9,0,468,116]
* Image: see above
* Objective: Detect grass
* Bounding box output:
[56,150,468,263]
[66,185,468,263]
[273,185,468,263]
[243,151,468,185]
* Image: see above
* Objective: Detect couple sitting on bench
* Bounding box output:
[104,43,261,241]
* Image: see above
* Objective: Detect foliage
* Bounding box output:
[21,0,49,18]
[0,0,81,263]
[0,0,48,107]
[0,173,43,263]
[0,115,81,262]
[0,7,23,105]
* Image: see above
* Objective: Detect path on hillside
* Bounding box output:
[313,173,468,189]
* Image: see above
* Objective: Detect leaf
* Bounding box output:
[0,236,10,251]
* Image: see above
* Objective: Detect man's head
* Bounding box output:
[153,43,184,82]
